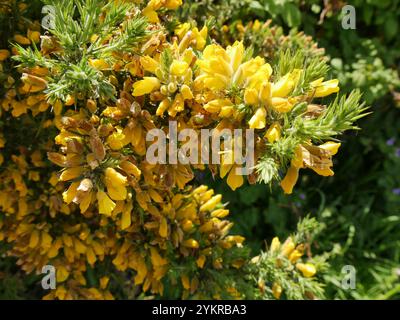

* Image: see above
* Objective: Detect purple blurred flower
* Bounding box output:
[392,188,400,196]
[299,193,306,200]
[396,148,400,157]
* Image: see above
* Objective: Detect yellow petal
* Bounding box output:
[244,88,258,105]
[170,60,189,76]
[140,56,159,73]
[319,141,341,156]
[249,107,267,129]
[200,194,222,212]
[272,282,282,299]
[180,84,194,100]
[313,79,339,97]
[132,77,160,96]
[107,185,127,201]
[227,166,244,191]
[56,266,69,282]
[271,97,294,113]
[59,167,83,181]
[265,123,281,143]
[280,165,299,194]
[62,181,80,204]
[270,237,281,252]
[105,167,127,188]
[29,230,40,248]
[159,216,168,238]
[97,190,116,216]
[296,263,317,278]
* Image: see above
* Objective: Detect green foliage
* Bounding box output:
[14,0,149,103]
[184,0,400,300]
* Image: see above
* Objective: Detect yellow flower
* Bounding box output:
[248,107,267,129]
[0,49,10,61]
[203,99,233,115]
[150,247,168,266]
[120,161,141,179]
[288,249,303,263]
[181,274,190,290]
[265,123,281,143]
[281,142,341,194]
[21,73,47,92]
[319,141,341,155]
[196,255,206,268]
[311,78,339,97]
[100,276,110,290]
[132,77,161,96]
[59,167,83,181]
[175,23,191,40]
[156,99,170,116]
[97,190,116,216]
[252,20,261,31]
[89,58,110,70]
[200,194,222,212]
[196,41,269,91]
[164,0,183,10]
[272,69,301,97]
[170,60,189,76]
[272,282,282,299]
[271,97,294,113]
[244,88,259,105]
[281,237,295,257]
[27,29,40,43]
[105,168,127,187]
[280,165,299,195]
[270,237,281,252]
[180,84,194,100]
[14,34,31,45]
[140,56,159,73]
[219,139,245,191]
[56,266,70,282]
[192,26,208,50]
[29,230,40,248]
[121,202,132,230]
[104,167,128,201]
[107,129,128,150]
[159,216,168,237]
[228,169,244,192]
[182,239,199,249]
[296,263,317,278]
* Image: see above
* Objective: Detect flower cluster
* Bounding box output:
[0,0,366,299]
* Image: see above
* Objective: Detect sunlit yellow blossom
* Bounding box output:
[248,107,267,129]
[59,167,83,181]
[296,263,317,278]
[270,237,281,252]
[265,123,281,143]
[89,59,110,70]
[132,77,161,96]
[170,60,189,76]
[272,282,282,299]
[311,78,339,97]
[97,190,116,216]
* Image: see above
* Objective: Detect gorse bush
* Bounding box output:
[0,0,370,299]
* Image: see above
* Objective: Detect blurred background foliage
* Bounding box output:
[180,0,400,299]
